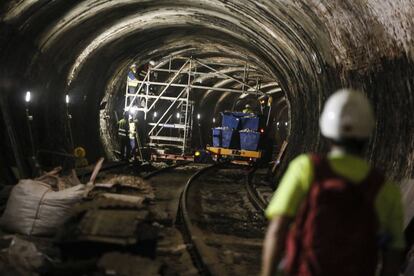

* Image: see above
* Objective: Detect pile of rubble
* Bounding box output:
[0,159,169,275]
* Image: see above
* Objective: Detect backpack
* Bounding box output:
[285,154,384,276]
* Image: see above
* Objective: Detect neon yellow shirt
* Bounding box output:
[266,153,405,249]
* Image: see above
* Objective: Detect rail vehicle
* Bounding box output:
[205,111,269,165]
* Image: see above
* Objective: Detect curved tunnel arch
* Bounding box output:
[0,0,412,183]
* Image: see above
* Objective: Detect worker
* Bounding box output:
[261,89,404,276]
[117,112,130,161]
[128,63,138,94]
[243,103,254,114]
[259,94,269,114]
[129,116,137,160]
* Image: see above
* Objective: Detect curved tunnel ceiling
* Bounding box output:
[0,0,413,182]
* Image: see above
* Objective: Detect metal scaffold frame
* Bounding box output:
[125,57,264,155]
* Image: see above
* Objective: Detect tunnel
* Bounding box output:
[0,0,413,274]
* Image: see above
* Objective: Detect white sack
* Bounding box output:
[0,179,85,236]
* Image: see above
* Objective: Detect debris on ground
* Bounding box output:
[97,252,163,276]
[0,179,85,236]
[0,235,55,276]
[0,158,190,275]
[90,174,155,200]
[0,161,108,237]
[57,167,159,261]
[35,167,82,191]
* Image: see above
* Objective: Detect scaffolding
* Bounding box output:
[125,57,265,156]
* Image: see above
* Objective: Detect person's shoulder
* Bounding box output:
[376,178,403,211]
[380,180,402,199]
[290,153,312,165]
[286,153,314,176]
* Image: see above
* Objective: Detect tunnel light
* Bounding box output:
[197,113,201,120]
[277,122,280,126]
[285,122,288,126]
[130,106,139,114]
[213,118,216,123]
[65,94,70,104]
[176,113,181,119]
[25,91,31,103]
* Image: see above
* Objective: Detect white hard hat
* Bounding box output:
[319,89,375,140]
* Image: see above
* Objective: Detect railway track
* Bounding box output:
[245,168,267,213]
[178,163,267,275]
[77,159,271,275]
[142,161,192,179]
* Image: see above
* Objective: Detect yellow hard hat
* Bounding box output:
[74,147,86,158]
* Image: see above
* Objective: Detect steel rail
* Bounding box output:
[142,161,192,180]
[178,163,226,276]
[76,161,129,179]
[245,168,267,213]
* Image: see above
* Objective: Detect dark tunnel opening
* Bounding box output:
[0,2,330,173]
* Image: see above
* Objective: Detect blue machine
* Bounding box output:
[239,131,261,151]
[221,128,238,148]
[212,112,263,151]
[212,128,222,147]
[221,112,241,129]
[212,127,238,149]
[240,116,260,131]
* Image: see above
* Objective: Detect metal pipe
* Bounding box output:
[194,59,264,94]
[126,94,188,101]
[183,58,192,155]
[148,87,187,135]
[146,59,189,113]
[66,104,74,151]
[134,80,264,95]
[126,72,149,111]
[26,107,35,158]
[150,67,259,77]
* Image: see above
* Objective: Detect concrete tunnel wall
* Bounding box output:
[0,1,413,183]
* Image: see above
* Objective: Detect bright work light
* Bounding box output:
[25,91,31,103]
[130,106,139,114]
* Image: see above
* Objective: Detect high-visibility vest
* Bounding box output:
[118,119,128,137]
[129,122,136,139]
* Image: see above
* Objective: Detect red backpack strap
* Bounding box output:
[309,154,335,180]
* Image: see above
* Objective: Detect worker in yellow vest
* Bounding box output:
[243,104,254,114]
[262,89,404,276]
[129,117,137,161]
[117,113,130,161]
